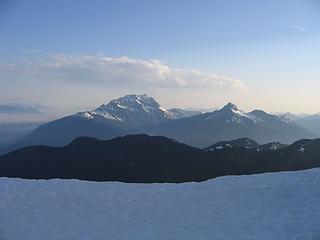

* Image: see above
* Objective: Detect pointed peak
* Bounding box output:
[221,102,238,111]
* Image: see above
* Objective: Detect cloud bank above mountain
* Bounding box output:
[1,54,244,90]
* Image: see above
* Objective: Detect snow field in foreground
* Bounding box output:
[1,168,320,240]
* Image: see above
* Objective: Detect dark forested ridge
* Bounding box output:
[1,135,320,183]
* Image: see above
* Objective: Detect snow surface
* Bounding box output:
[1,169,320,240]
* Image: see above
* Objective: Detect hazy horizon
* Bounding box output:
[0,94,318,125]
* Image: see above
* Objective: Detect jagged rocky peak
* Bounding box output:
[74,94,179,132]
[95,94,162,113]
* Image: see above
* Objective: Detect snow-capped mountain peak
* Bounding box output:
[221,103,250,118]
[203,103,304,129]
[215,103,255,124]
[76,94,177,132]
[94,94,166,114]
[95,94,161,114]
[204,103,251,123]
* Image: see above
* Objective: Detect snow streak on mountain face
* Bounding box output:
[95,94,169,118]
[76,94,177,132]
[1,168,320,240]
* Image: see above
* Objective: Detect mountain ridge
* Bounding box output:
[156,102,314,147]
[1,134,320,183]
[4,94,316,153]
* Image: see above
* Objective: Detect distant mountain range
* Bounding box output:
[157,103,314,147]
[296,114,320,135]
[0,103,41,114]
[1,134,319,183]
[0,122,41,144]
[276,112,320,135]
[3,94,318,153]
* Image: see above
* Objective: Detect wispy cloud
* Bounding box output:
[0,54,245,90]
[291,25,306,32]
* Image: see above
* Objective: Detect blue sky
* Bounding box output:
[0,0,319,115]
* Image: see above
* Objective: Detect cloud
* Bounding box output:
[1,54,244,90]
[291,25,306,32]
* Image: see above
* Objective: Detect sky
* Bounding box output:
[0,0,320,119]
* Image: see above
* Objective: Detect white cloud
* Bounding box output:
[291,25,306,32]
[1,54,244,90]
